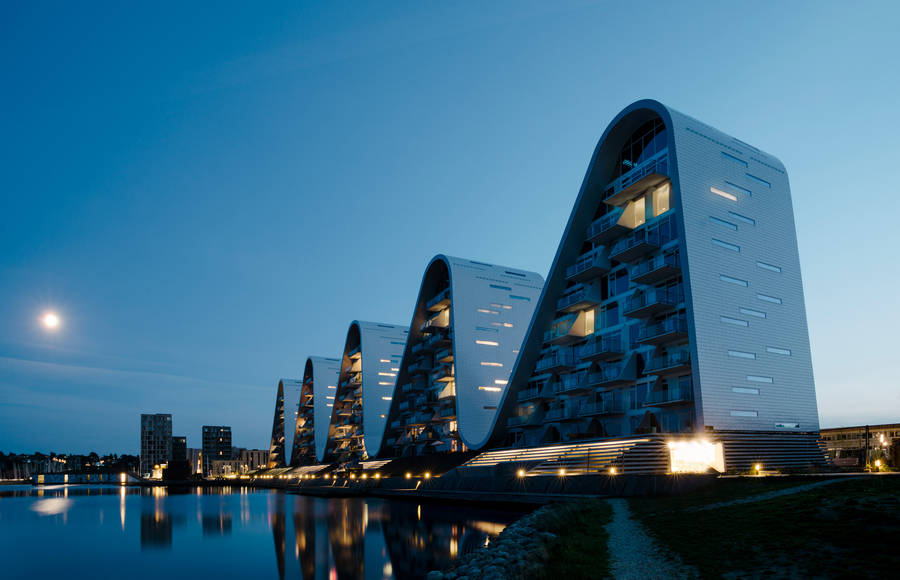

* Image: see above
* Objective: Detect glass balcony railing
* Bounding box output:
[577,399,625,416]
[638,315,688,343]
[644,385,693,406]
[543,313,578,343]
[586,208,626,241]
[426,287,451,311]
[535,348,576,372]
[588,364,626,386]
[610,228,660,261]
[556,284,602,311]
[565,248,610,280]
[624,286,684,316]
[507,414,531,427]
[644,350,691,374]
[632,252,680,283]
[576,334,623,360]
[552,372,589,394]
[603,149,669,203]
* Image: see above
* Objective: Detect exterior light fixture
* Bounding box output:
[405,472,412,479]
[754,463,762,474]
[361,473,368,479]
[875,459,882,469]
[609,467,617,475]
[558,468,566,477]
[516,469,525,478]
[424,472,431,479]
[350,473,356,479]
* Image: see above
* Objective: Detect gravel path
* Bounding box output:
[604,498,697,579]
[689,477,848,512]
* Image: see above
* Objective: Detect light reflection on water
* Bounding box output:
[0,485,522,579]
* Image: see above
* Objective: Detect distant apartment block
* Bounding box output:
[202,426,232,476]
[140,413,172,475]
[172,436,187,461]
[821,423,899,468]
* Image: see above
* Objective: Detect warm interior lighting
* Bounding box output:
[378,381,392,385]
[668,440,725,473]
[710,186,738,201]
[481,362,503,367]
[476,340,499,346]
[478,386,502,392]
[381,396,392,400]
[494,379,508,385]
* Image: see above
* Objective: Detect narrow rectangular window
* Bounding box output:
[712,238,740,252]
[489,284,512,291]
[747,375,774,383]
[720,274,749,287]
[653,183,671,216]
[766,346,792,356]
[509,295,531,301]
[710,216,737,230]
[722,152,748,167]
[732,387,760,395]
[728,350,757,359]
[730,410,759,417]
[721,316,749,327]
[728,211,756,225]
[757,293,783,304]
[757,261,782,273]
[775,422,800,429]
[711,187,738,201]
[739,307,766,318]
[724,181,752,196]
[746,173,771,188]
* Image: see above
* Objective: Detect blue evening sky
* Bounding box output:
[2,1,898,453]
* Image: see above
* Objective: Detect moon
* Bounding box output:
[42,311,60,330]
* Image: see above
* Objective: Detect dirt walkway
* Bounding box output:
[604,498,697,579]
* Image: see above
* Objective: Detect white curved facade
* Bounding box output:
[380,255,543,456]
[290,356,341,465]
[325,321,409,462]
[268,378,302,468]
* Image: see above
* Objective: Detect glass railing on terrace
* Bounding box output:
[639,315,688,341]
[585,208,625,240]
[507,414,531,427]
[577,399,625,416]
[610,228,660,257]
[544,407,571,421]
[624,286,684,313]
[632,252,680,279]
[645,385,693,405]
[588,364,625,384]
[603,149,669,201]
[552,371,589,394]
[566,248,606,279]
[644,350,691,373]
[535,348,576,372]
[426,287,451,310]
[543,313,578,342]
[576,334,622,358]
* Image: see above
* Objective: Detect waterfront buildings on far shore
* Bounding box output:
[202,426,232,476]
[210,448,269,476]
[140,414,172,476]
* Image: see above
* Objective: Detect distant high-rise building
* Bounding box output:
[140,414,172,475]
[201,426,232,476]
[172,436,187,461]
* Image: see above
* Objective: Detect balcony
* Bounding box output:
[610,228,659,263]
[534,348,575,373]
[544,313,591,346]
[507,413,533,428]
[576,334,624,362]
[586,208,629,244]
[517,383,553,402]
[638,316,689,346]
[623,286,684,319]
[426,287,451,312]
[421,309,450,333]
[603,150,669,206]
[556,283,603,313]
[544,406,577,422]
[398,400,410,412]
[552,371,591,395]
[588,363,634,388]
[644,385,693,407]
[644,350,691,376]
[577,399,626,417]
[566,248,612,283]
[440,406,456,418]
[408,359,432,376]
[348,345,361,360]
[435,347,453,364]
[431,364,455,383]
[632,252,681,285]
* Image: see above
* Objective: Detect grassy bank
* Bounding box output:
[629,475,900,578]
[539,500,612,578]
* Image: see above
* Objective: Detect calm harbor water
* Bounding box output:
[0,485,523,579]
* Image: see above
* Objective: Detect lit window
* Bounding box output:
[478,386,502,392]
[381,396,392,401]
[377,381,392,385]
[494,379,508,385]
[653,183,671,216]
[377,372,396,377]
[633,195,646,226]
[477,308,499,315]
[480,362,503,367]
[710,187,737,201]
[476,340,499,346]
